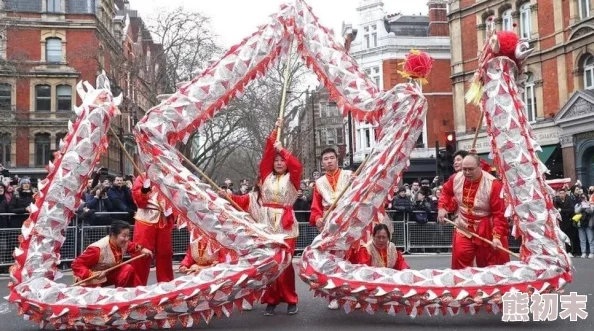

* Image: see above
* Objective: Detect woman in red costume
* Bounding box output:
[354,223,409,271]
[220,119,302,316]
[72,220,153,287]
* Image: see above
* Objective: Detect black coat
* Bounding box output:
[554,196,574,224]
[7,190,34,228]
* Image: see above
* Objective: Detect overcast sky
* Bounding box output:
[128,0,428,47]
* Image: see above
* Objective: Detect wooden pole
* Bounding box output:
[72,253,148,286]
[174,150,246,212]
[109,126,143,175]
[276,39,294,141]
[470,107,485,152]
[444,218,520,259]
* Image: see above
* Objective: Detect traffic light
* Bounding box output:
[437,131,456,180]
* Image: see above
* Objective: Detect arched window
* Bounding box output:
[35,85,51,111]
[522,73,537,122]
[579,0,591,20]
[502,9,513,31]
[46,38,62,63]
[584,54,594,90]
[0,132,10,165]
[484,15,495,40]
[0,83,11,109]
[56,85,72,111]
[519,3,532,39]
[35,133,51,166]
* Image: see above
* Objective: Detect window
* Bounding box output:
[47,0,61,12]
[337,128,344,144]
[328,102,338,116]
[579,0,591,19]
[326,129,336,145]
[35,85,51,111]
[35,133,51,166]
[0,133,10,166]
[0,84,11,109]
[362,128,371,148]
[502,9,513,31]
[56,85,72,111]
[320,130,327,146]
[46,38,62,63]
[522,73,537,122]
[55,132,66,151]
[584,55,594,90]
[520,4,532,39]
[364,35,370,49]
[371,25,377,48]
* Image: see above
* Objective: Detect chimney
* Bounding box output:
[427,0,449,37]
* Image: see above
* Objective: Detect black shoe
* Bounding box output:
[264,304,276,316]
[287,304,298,315]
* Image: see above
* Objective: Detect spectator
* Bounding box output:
[409,181,421,202]
[224,178,234,195]
[82,185,116,225]
[391,187,411,222]
[589,186,594,203]
[299,181,312,201]
[574,193,594,259]
[0,184,7,227]
[308,171,321,190]
[555,189,579,257]
[0,184,8,267]
[411,190,432,224]
[7,178,34,228]
[293,189,311,223]
[421,179,431,189]
[107,176,136,213]
[238,179,250,195]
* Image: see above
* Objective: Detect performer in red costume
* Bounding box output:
[130,173,174,285]
[222,119,301,316]
[309,148,353,230]
[179,239,223,274]
[72,220,152,287]
[355,223,409,270]
[438,154,510,269]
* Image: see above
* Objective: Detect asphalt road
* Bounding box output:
[1,255,592,330]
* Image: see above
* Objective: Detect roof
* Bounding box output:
[384,14,430,37]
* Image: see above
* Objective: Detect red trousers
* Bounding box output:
[84,265,142,288]
[262,238,298,305]
[451,231,510,269]
[130,221,174,285]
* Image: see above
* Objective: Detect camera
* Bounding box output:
[124,174,134,182]
[98,167,109,176]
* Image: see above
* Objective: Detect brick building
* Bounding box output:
[0,0,163,180]
[342,0,454,182]
[449,0,594,186]
[297,87,349,179]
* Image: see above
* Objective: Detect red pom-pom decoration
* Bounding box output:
[494,31,519,60]
[398,50,434,84]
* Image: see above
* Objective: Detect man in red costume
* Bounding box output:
[438,154,510,269]
[72,220,152,287]
[223,119,302,316]
[130,173,174,285]
[309,148,353,230]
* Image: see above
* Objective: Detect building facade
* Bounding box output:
[298,87,349,179]
[0,0,163,180]
[342,0,454,182]
[449,0,594,187]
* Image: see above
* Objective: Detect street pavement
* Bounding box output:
[0,255,592,330]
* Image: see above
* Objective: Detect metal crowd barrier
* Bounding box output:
[0,210,522,268]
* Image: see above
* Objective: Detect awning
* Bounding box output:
[477,145,558,165]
